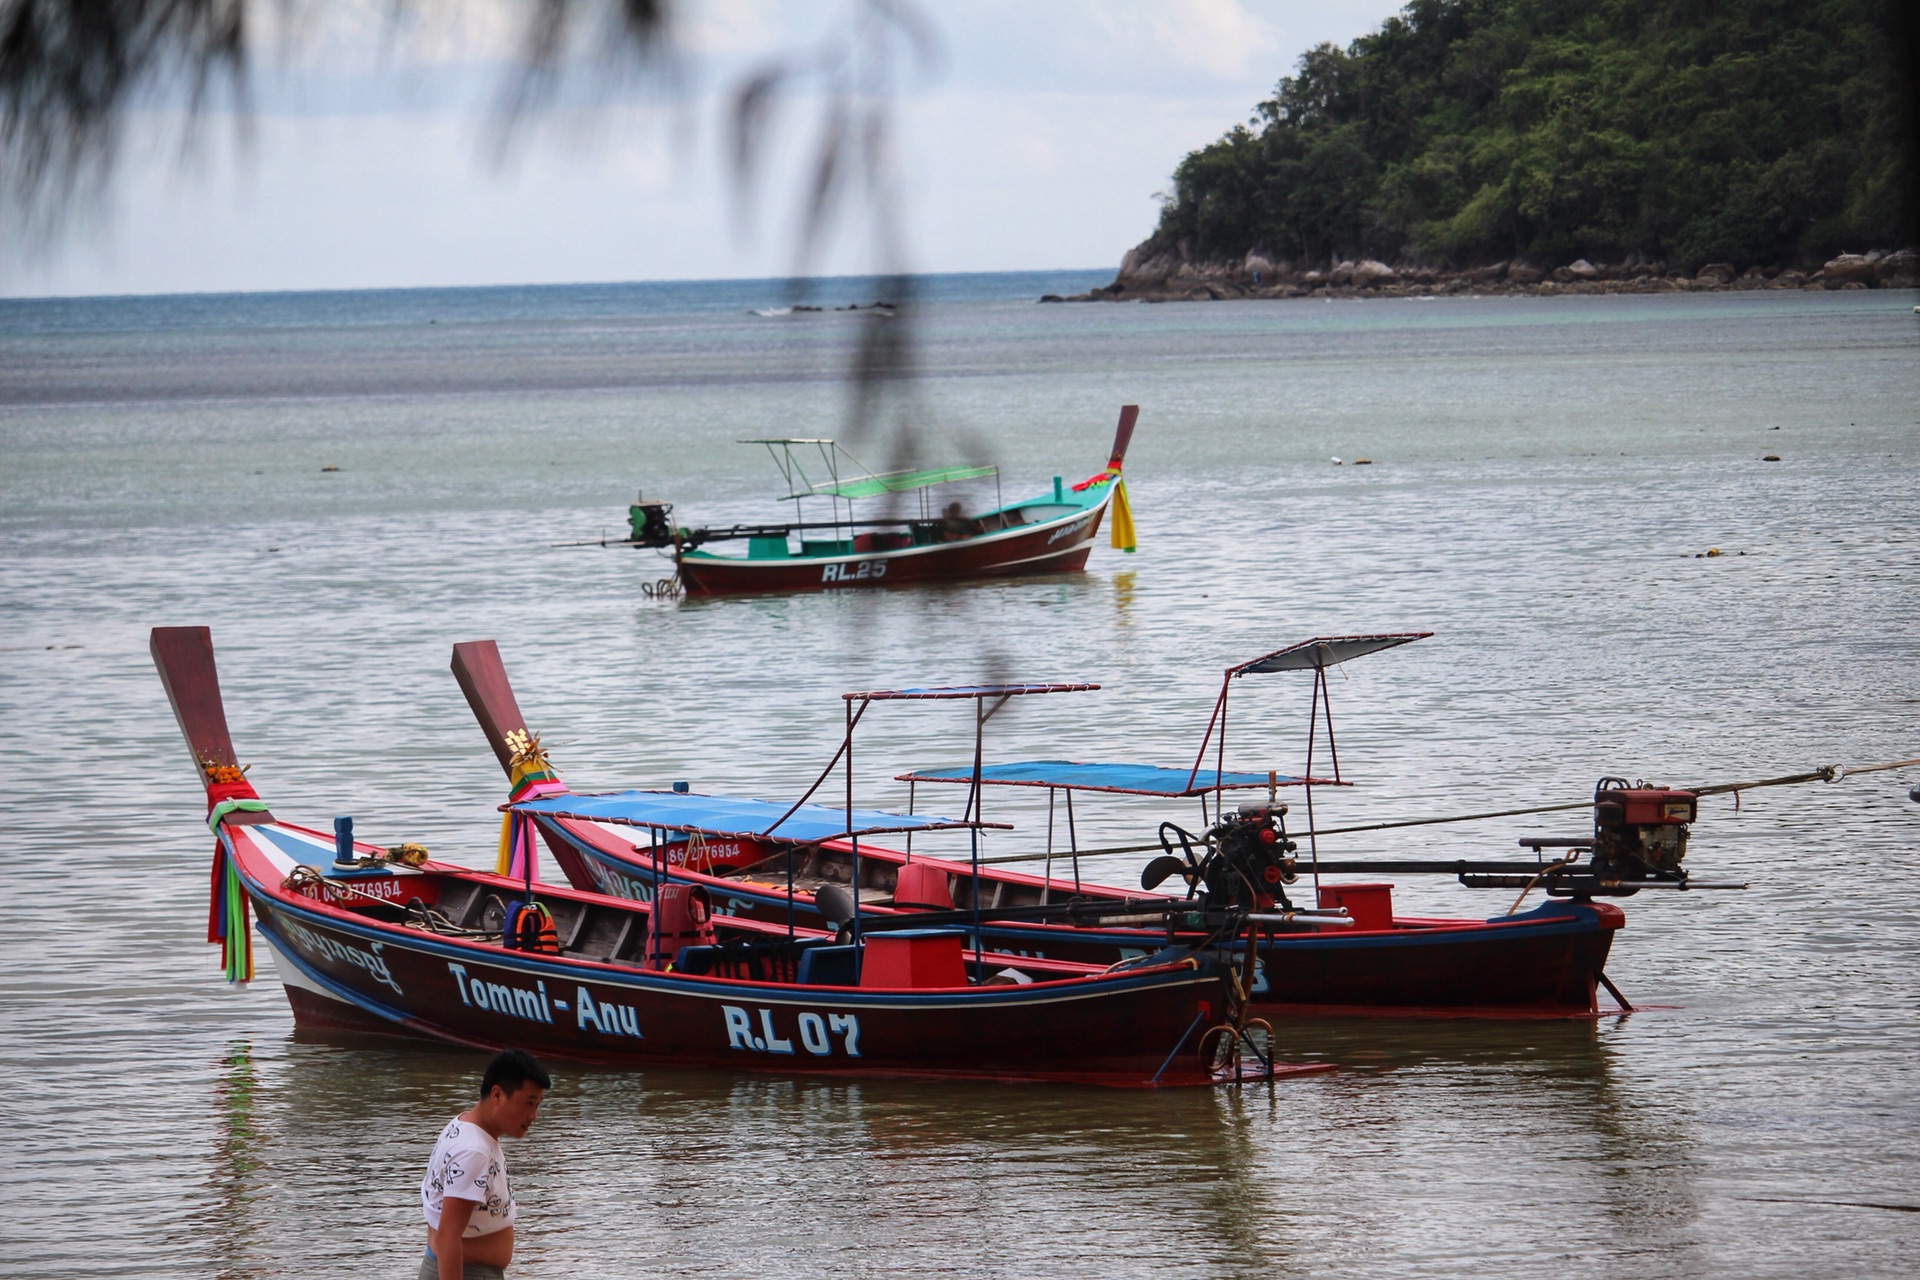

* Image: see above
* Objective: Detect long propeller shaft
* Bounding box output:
[967,753,1920,868]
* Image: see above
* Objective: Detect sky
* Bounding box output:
[0,0,1408,297]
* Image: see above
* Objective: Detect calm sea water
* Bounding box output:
[2,274,1917,1279]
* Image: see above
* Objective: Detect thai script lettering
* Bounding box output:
[282,917,403,994]
[1047,516,1091,545]
[585,859,654,903]
[723,1005,860,1057]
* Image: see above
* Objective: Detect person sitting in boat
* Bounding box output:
[941,501,978,541]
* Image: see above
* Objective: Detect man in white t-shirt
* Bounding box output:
[418,1048,550,1280]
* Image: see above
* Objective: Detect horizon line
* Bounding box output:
[0,266,1115,306]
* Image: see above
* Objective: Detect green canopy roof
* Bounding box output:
[810,464,998,500]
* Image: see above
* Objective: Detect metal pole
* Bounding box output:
[1305,666,1323,895]
[1042,787,1055,906]
[970,696,985,980]
[1066,787,1080,896]
[1214,676,1230,799]
[1324,665,1342,783]
[1185,674,1232,792]
[847,698,860,955]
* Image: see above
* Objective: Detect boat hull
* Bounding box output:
[253,896,1234,1085]
[675,494,1111,596]
[544,819,1624,1017]
[224,826,1291,1087]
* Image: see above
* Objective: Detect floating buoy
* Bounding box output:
[321,465,340,472]
[1354,458,1374,465]
[1762,454,1781,462]
[1330,456,1343,465]
[1910,782,1920,802]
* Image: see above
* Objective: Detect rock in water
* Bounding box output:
[1876,249,1919,286]
[1823,253,1877,284]
[1352,259,1397,286]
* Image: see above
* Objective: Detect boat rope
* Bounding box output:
[1691,756,1920,797]
[281,865,503,938]
[760,698,872,838]
[1506,858,1574,915]
[964,753,1920,867]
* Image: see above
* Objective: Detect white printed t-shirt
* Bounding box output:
[421,1118,515,1237]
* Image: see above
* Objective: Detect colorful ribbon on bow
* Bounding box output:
[207,837,254,984]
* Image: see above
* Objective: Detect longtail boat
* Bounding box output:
[155,626,1331,1086]
[604,406,1138,595]
[450,635,1717,1018]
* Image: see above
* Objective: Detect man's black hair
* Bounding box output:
[481,1048,551,1098]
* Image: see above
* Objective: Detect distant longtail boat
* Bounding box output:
[607,405,1138,595]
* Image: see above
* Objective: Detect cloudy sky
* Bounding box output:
[2,0,1406,297]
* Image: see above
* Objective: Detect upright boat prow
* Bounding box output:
[151,626,274,826]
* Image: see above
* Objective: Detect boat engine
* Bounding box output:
[628,496,676,547]
[1590,777,1698,880]
[1142,803,1299,911]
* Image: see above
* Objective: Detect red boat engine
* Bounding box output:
[1591,777,1698,880]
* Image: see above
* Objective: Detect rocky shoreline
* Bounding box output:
[1043,247,1920,303]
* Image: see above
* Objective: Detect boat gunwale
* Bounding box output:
[227,826,1216,1008]
[676,482,1114,567]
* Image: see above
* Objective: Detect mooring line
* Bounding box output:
[963,755,1920,867]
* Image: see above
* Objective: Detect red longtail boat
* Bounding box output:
[156,626,1330,1086]
[607,406,1139,595]
[450,635,1711,1019]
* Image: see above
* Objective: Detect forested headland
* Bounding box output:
[1073,0,1918,299]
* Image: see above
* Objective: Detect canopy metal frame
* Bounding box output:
[741,438,1003,534]
[1189,633,1432,891]
[836,683,1099,978]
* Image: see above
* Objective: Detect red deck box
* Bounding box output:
[860,929,968,989]
[1317,883,1395,932]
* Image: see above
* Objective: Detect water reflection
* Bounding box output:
[206,1041,265,1280]
[1111,569,1137,625]
[221,1012,1703,1279]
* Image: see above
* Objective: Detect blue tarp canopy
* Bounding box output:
[510,790,1001,841]
[895,760,1309,797]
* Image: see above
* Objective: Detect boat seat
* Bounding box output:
[893,862,954,911]
[794,944,861,986]
[673,938,824,982]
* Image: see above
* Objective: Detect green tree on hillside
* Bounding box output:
[1149,0,1917,270]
